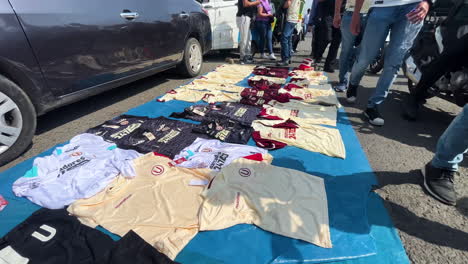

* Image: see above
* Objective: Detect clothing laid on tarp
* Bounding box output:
[215,64,255,74]
[252,119,346,158]
[193,118,253,145]
[0,208,177,264]
[260,100,338,126]
[109,117,208,158]
[68,153,212,260]
[279,86,340,106]
[198,158,332,248]
[170,102,261,126]
[86,115,148,143]
[172,138,270,170]
[240,88,300,106]
[181,80,244,93]
[157,89,242,104]
[252,66,290,78]
[12,134,141,209]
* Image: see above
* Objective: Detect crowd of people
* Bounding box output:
[236,0,467,206]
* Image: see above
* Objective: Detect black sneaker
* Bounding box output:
[323,64,335,73]
[421,163,457,206]
[364,106,385,126]
[346,84,358,103]
[245,56,255,64]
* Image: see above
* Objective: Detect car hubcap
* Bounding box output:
[0,92,23,155]
[189,43,202,73]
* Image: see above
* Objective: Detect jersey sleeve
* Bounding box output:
[111,148,142,178]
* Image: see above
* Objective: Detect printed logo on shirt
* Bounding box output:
[234,107,247,117]
[64,145,80,153]
[157,129,180,144]
[239,168,251,177]
[151,165,165,176]
[290,109,299,117]
[31,225,56,242]
[110,123,142,139]
[284,128,297,140]
[70,151,82,157]
[119,120,129,126]
[58,156,91,177]
[115,194,133,209]
[215,129,231,141]
[209,152,229,170]
[304,93,313,99]
[102,125,120,129]
[201,148,213,152]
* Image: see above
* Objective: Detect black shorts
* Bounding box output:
[0,208,176,264]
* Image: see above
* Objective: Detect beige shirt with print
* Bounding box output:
[287,0,303,23]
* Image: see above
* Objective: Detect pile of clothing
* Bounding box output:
[2,62,351,263]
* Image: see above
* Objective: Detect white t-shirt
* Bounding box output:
[370,0,420,8]
[172,138,269,170]
[345,0,371,13]
[13,133,141,209]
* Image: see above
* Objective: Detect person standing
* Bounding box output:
[237,0,261,64]
[333,0,371,92]
[307,0,320,58]
[345,0,431,126]
[313,0,343,73]
[256,0,277,60]
[303,8,311,40]
[277,0,303,66]
[421,105,467,206]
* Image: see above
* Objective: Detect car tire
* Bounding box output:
[0,75,36,166]
[178,37,203,77]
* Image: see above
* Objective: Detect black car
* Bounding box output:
[0,0,211,165]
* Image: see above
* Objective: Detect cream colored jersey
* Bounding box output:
[252,119,346,158]
[215,64,255,74]
[186,80,244,93]
[68,153,212,260]
[279,86,340,106]
[264,100,337,126]
[199,159,332,248]
[291,71,328,83]
[203,92,242,104]
[158,88,208,102]
[202,72,245,84]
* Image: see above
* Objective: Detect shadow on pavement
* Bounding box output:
[36,73,170,135]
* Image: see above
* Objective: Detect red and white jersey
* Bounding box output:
[261,100,337,126]
[252,119,346,159]
[279,85,340,106]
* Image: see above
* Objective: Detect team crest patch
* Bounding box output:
[239,168,251,177]
[151,165,165,176]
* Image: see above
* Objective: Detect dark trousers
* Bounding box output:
[414,33,468,101]
[314,16,342,66]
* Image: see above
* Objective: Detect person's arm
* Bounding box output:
[333,0,343,28]
[349,0,364,35]
[243,0,261,7]
[257,5,272,17]
[283,0,292,9]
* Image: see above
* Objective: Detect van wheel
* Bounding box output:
[0,75,36,166]
[178,38,203,77]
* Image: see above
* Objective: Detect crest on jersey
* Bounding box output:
[151,165,165,176]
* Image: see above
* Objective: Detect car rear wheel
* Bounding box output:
[0,75,36,166]
[178,37,203,77]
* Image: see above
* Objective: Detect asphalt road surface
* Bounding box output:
[1,37,467,264]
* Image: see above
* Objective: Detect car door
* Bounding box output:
[201,0,220,50]
[214,0,239,49]
[8,0,151,96]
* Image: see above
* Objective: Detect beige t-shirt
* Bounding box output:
[199,159,332,248]
[158,88,209,102]
[264,100,338,126]
[252,119,346,158]
[202,72,246,84]
[287,0,302,23]
[215,64,255,74]
[280,86,341,106]
[68,153,212,260]
[346,0,371,13]
[187,80,244,93]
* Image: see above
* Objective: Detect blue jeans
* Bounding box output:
[432,105,468,171]
[281,22,296,62]
[256,20,273,54]
[339,12,367,84]
[348,3,423,108]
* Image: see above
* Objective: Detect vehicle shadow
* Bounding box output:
[35,73,170,135]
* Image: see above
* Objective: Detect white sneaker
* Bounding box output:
[268,53,277,60]
[261,53,268,59]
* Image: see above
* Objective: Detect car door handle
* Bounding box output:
[120,11,139,20]
[179,12,190,19]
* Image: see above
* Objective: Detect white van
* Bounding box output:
[197,0,304,52]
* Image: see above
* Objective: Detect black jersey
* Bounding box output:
[86,115,148,143]
[117,117,208,158]
[193,118,253,145]
[0,208,176,264]
[171,103,261,126]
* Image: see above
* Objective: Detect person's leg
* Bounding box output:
[245,16,252,58]
[256,21,267,55]
[337,12,356,86]
[346,7,391,109]
[422,105,468,205]
[315,18,332,62]
[324,20,342,72]
[267,25,274,55]
[367,3,423,108]
[280,22,296,63]
[236,16,246,59]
